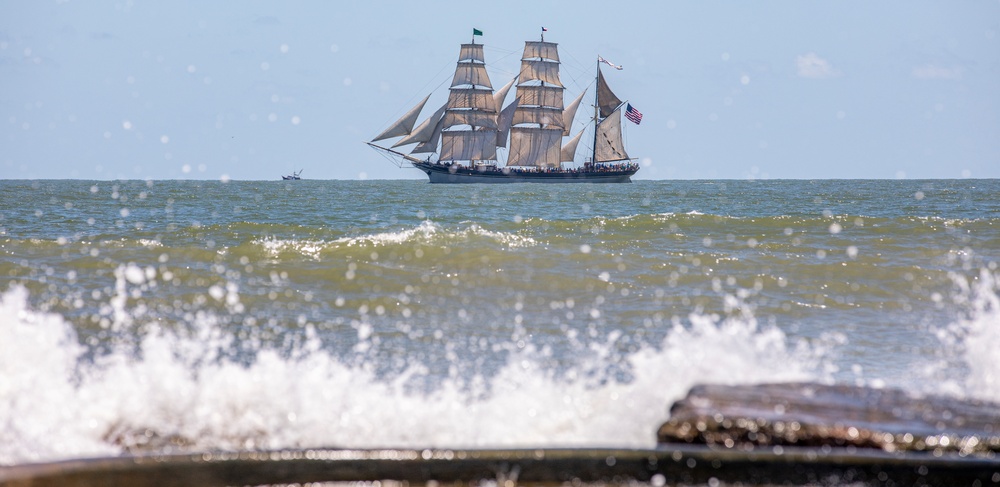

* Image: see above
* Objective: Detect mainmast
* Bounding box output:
[592,58,600,167]
[507,32,564,168]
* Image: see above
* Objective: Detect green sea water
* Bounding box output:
[1,179,998,463]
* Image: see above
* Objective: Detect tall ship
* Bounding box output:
[367,30,641,183]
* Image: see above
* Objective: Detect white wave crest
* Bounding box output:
[942,269,1000,400]
[0,285,829,465]
[255,221,537,260]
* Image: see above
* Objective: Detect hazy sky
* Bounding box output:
[2,1,998,180]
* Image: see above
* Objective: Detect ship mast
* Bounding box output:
[592,58,600,169]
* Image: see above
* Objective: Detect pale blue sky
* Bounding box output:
[1,1,997,180]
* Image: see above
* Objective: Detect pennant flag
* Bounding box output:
[473,28,483,36]
[598,56,624,70]
[625,104,643,125]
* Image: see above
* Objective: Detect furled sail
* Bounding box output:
[371,94,430,142]
[594,106,629,162]
[560,128,585,162]
[562,89,586,136]
[393,103,447,148]
[597,69,622,118]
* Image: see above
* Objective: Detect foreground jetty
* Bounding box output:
[659,382,1000,455]
[2,383,998,486]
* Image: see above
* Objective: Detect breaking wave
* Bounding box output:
[2,266,998,466]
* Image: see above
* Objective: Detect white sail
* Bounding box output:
[519,60,562,87]
[560,128,585,162]
[594,106,629,162]
[493,76,518,113]
[523,41,559,62]
[458,43,486,63]
[371,94,430,142]
[515,85,563,109]
[597,69,622,118]
[443,109,499,129]
[411,116,445,154]
[507,127,562,167]
[447,88,496,111]
[512,106,564,128]
[438,39,499,161]
[496,99,519,147]
[507,38,566,168]
[452,63,493,89]
[440,131,497,161]
[562,89,586,136]
[393,103,447,147]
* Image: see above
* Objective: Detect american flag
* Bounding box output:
[625,104,643,125]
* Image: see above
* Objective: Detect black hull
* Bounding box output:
[413,162,636,184]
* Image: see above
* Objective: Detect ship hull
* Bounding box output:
[414,162,636,184]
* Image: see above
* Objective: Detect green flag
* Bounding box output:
[473,28,483,36]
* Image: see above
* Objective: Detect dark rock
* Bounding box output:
[657,382,1000,455]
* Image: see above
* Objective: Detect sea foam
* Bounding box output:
[1,268,998,465]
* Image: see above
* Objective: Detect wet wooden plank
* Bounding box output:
[2,446,999,487]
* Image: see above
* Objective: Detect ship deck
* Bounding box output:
[413,161,638,183]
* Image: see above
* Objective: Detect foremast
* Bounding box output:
[439,37,499,166]
[368,33,500,168]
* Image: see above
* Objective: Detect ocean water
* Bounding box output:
[1,178,998,465]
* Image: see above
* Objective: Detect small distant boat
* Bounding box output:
[367,29,641,183]
[282,169,303,180]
